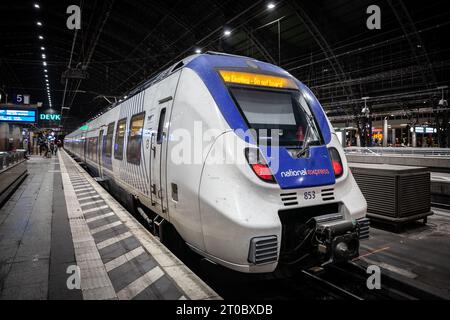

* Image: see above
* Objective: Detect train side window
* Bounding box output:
[114,118,127,160]
[127,112,145,165]
[105,122,115,158]
[156,108,166,144]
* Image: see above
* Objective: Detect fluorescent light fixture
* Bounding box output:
[195,48,202,54]
[224,29,232,37]
[267,2,276,9]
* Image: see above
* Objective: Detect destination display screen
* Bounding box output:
[0,109,37,123]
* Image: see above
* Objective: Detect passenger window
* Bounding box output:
[114,118,127,160]
[105,122,115,158]
[126,112,145,165]
[157,108,166,144]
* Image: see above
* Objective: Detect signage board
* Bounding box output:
[0,109,37,123]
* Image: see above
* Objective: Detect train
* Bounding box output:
[65,52,369,274]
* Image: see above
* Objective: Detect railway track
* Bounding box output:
[297,261,443,300]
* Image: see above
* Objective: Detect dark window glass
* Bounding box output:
[230,88,321,147]
[105,122,115,158]
[157,108,166,144]
[126,112,145,165]
[114,119,127,160]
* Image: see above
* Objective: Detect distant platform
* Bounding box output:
[0,151,219,300]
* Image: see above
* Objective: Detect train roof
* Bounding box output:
[67,52,294,137]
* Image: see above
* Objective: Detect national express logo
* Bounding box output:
[280,168,330,178]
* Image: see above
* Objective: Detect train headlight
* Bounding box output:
[328,147,344,178]
[245,148,275,183]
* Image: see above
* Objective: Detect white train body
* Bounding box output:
[65,52,368,273]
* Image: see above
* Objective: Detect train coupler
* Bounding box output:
[314,217,360,266]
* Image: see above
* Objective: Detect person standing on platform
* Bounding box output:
[53,141,58,155]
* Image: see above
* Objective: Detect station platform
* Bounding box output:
[0,151,219,300]
[357,209,450,299]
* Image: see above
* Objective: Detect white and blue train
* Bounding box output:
[65,52,369,274]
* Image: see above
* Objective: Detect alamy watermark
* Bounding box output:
[366,265,381,290]
[367,5,381,30]
[66,265,81,290]
[67,5,81,30]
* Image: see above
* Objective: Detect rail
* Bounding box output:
[299,261,444,300]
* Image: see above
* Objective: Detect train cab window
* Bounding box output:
[229,88,321,147]
[114,118,127,160]
[105,122,115,158]
[127,112,145,165]
[157,108,166,144]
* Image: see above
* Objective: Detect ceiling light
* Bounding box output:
[41,47,45,51]
[45,75,48,78]
[37,21,42,26]
[34,3,40,9]
[39,35,44,40]
[267,2,276,9]
[42,54,46,59]
[43,61,47,66]
[224,29,232,37]
[195,48,202,54]
[44,69,48,73]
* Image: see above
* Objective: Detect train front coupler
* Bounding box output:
[314,216,361,266]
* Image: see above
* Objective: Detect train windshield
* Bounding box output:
[230,87,322,147]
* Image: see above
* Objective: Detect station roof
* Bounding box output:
[1,0,449,131]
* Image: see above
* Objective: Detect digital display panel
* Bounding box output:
[0,109,37,123]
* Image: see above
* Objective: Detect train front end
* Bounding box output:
[189,54,369,273]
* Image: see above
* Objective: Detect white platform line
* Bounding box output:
[85,212,115,224]
[97,231,134,251]
[78,194,102,202]
[74,187,94,192]
[90,221,122,235]
[117,266,164,300]
[58,151,117,300]
[72,183,90,188]
[81,199,105,207]
[77,190,98,197]
[83,205,109,214]
[104,246,145,272]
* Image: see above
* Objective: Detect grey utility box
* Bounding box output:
[348,163,433,227]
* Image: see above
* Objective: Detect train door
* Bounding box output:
[97,129,104,177]
[150,72,181,219]
[151,105,167,217]
[82,132,87,163]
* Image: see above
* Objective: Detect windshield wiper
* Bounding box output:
[296,112,321,158]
